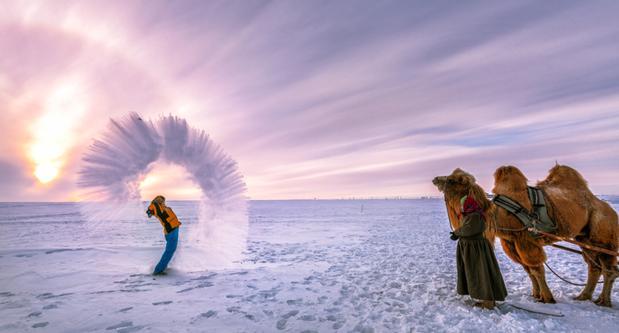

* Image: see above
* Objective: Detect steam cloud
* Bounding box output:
[78,113,248,269]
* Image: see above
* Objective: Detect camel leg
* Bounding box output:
[501,239,540,299]
[574,250,601,301]
[523,266,541,300]
[514,239,556,303]
[584,205,619,307]
[594,255,619,307]
[528,265,556,303]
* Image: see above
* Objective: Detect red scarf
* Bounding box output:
[460,195,484,220]
[463,196,481,214]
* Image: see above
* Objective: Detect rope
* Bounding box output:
[581,248,603,271]
[500,303,564,317]
[580,248,619,277]
[494,224,528,232]
[543,262,602,286]
[445,198,455,232]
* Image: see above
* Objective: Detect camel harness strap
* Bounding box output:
[492,186,557,234]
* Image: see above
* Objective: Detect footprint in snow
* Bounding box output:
[45,248,87,254]
[36,292,73,300]
[245,314,256,321]
[389,282,402,289]
[282,310,299,319]
[177,281,214,293]
[190,310,217,324]
[32,322,49,328]
[105,321,133,330]
[276,319,287,330]
[200,310,217,318]
[117,326,145,333]
[286,298,302,305]
[332,321,345,329]
[226,306,241,313]
[152,301,172,306]
[191,273,217,281]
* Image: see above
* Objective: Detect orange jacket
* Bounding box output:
[147,202,181,234]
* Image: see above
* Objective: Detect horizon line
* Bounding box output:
[2,194,619,204]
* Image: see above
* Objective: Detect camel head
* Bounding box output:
[492,165,528,195]
[433,168,496,243]
[432,168,478,201]
[433,168,491,218]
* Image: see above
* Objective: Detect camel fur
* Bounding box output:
[433,165,619,307]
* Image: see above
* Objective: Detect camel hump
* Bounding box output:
[541,164,589,189]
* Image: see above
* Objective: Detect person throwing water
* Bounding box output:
[146,195,182,275]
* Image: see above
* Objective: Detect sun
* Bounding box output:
[28,80,88,184]
[34,163,59,184]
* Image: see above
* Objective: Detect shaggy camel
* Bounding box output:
[433,165,619,307]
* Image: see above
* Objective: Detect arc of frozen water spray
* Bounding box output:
[78,112,248,269]
[79,114,161,201]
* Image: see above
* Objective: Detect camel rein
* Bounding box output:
[531,229,619,257]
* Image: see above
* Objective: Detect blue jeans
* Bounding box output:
[154,228,178,274]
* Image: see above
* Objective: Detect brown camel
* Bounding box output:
[433,165,619,307]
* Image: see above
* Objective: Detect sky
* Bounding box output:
[1,0,619,201]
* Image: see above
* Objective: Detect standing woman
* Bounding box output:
[146,195,182,275]
[450,195,507,309]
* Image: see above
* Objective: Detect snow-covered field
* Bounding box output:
[1,199,617,332]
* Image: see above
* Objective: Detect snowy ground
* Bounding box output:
[0,199,618,332]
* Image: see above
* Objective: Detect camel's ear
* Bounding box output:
[454,173,475,185]
[464,173,476,185]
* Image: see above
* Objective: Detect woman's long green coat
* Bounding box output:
[454,212,508,301]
